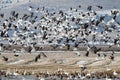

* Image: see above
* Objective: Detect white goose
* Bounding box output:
[113,70,117,76]
[86,72,91,76]
[23,70,27,75]
[13,72,19,76]
[13,69,20,76]
[6,69,12,75]
[106,74,112,80]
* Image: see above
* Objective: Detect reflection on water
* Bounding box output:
[0,75,38,80]
[0,76,120,80]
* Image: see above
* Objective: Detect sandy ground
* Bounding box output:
[0,49,120,75]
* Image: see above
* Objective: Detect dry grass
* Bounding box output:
[0,50,120,75]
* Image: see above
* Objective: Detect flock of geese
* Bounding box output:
[0,2,120,50]
[0,68,119,80]
[0,1,120,80]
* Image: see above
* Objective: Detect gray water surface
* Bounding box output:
[0,75,38,80]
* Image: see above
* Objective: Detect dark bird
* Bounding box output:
[41,52,47,57]
[34,54,41,62]
[78,5,81,8]
[0,13,4,18]
[87,6,92,11]
[114,38,119,45]
[28,46,32,54]
[35,56,39,62]
[97,5,103,9]
[2,56,8,61]
[103,53,107,58]
[92,46,101,54]
[0,43,3,47]
[66,44,70,50]
[14,54,19,57]
[97,53,100,57]
[10,11,15,16]
[37,54,41,59]
[34,52,47,62]
[85,51,89,57]
[0,31,5,37]
[110,54,114,61]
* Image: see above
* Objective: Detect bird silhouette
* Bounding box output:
[2,56,8,61]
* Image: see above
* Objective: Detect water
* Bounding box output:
[0,75,38,80]
[0,76,120,80]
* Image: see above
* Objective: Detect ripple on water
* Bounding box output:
[0,75,38,80]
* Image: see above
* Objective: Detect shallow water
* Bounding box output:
[0,75,38,80]
[0,76,120,80]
